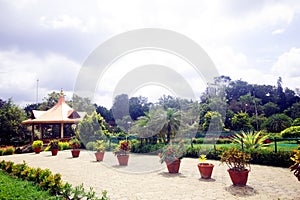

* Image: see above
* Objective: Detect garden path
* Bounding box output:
[2,150,299,200]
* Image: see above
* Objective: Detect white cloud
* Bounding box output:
[0,50,80,105]
[272,28,285,35]
[272,48,300,89]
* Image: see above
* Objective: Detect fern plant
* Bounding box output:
[232,131,269,149]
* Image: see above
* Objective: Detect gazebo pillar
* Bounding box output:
[31,124,34,142]
[60,123,64,138]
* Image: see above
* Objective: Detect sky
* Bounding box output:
[0,0,300,109]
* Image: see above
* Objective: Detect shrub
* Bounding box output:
[0,160,109,199]
[262,114,292,133]
[86,142,97,151]
[232,131,269,149]
[281,126,300,138]
[3,146,15,155]
[292,118,300,126]
[290,145,300,181]
[58,142,70,150]
[32,140,43,149]
[0,148,3,156]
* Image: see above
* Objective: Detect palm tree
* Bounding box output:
[162,108,181,144]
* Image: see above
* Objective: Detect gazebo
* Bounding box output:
[22,92,85,142]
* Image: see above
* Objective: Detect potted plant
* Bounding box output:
[220,147,251,186]
[290,146,300,181]
[114,140,130,166]
[158,143,184,173]
[49,139,59,156]
[94,140,106,162]
[32,140,43,154]
[197,154,214,179]
[69,137,81,158]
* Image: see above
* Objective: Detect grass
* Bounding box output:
[0,170,61,200]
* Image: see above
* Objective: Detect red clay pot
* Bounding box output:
[71,149,80,158]
[34,148,41,154]
[228,169,249,186]
[165,159,181,173]
[117,155,129,166]
[95,152,105,161]
[51,149,59,156]
[198,163,214,179]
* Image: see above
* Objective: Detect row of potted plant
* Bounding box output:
[31,138,131,166]
[31,137,81,158]
[158,144,252,186]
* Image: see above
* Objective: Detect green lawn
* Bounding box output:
[0,171,61,200]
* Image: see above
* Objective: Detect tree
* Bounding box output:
[112,94,130,123]
[263,102,280,117]
[71,94,95,114]
[231,112,253,131]
[202,111,224,132]
[158,95,180,109]
[262,114,292,133]
[284,102,300,119]
[129,96,151,120]
[0,98,29,145]
[77,111,108,146]
[96,105,114,125]
[161,108,181,143]
[38,91,62,110]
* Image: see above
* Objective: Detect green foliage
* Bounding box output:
[86,142,97,151]
[0,171,61,200]
[114,140,130,156]
[58,141,70,150]
[0,98,29,145]
[220,148,251,171]
[231,112,253,131]
[0,160,109,200]
[262,113,292,133]
[69,137,81,149]
[202,111,224,131]
[292,118,300,126]
[0,146,15,155]
[32,140,43,149]
[232,131,269,149]
[281,126,300,138]
[130,142,165,153]
[49,139,59,150]
[158,143,185,163]
[78,111,108,146]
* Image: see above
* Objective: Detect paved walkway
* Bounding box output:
[1,150,299,200]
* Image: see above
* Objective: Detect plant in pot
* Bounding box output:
[94,140,106,162]
[114,140,130,166]
[69,137,81,158]
[290,145,300,181]
[220,147,251,186]
[158,143,184,173]
[197,154,214,179]
[49,139,59,156]
[32,140,43,154]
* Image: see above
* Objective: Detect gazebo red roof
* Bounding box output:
[22,94,83,124]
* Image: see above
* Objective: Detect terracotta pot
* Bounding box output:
[198,163,214,179]
[227,169,249,186]
[51,149,59,156]
[165,159,181,173]
[95,152,105,161]
[117,155,129,166]
[34,148,41,154]
[71,149,80,158]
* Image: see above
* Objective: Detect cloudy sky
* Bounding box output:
[0,0,300,109]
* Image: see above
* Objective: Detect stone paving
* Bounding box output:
[1,150,300,200]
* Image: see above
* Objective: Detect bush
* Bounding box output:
[0,160,109,199]
[3,146,15,155]
[86,142,97,151]
[130,142,165,154]
[281,126,300,138]
[292,118,300,126]
[58,142,70,150]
